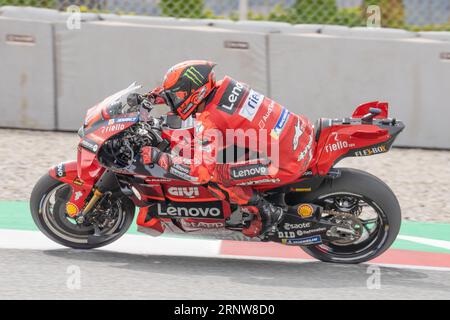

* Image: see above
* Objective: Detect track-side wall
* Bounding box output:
[1,7,450,148]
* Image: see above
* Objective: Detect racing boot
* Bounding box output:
[248,194,284,237]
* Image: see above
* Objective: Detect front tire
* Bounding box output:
[30,173,135,249]
[286,168,401,264]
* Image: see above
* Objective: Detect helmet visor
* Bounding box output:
[162,86,190,110]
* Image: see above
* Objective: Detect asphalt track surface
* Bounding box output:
[2,203,450,300]
[1,248,450,300]
[1,238,449,300]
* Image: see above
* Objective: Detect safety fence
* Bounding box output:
[0,0,450,31]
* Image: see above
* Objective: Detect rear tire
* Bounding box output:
[286,168,401,264]
[30,173,135,249]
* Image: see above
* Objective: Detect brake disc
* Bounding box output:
[324,210,364,245]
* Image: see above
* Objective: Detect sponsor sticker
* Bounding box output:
[278,226,326,239]
[298,135,313,162]
[183,66,205,87]
[153,202,224,219]
[217,79,246,115]
[324,133,355,153]
[145,178,172,183]
[195,122,204,135]
[325,141,348,153]
[169,166,198,182]
[292,117,304,151]
[180,102,196,116]
[230,163,269,180]
[167,186,200,198]
[74,191,83,201]
[101,123,125,134]
[295,227,327,237]
[278,231,297,239]
[115,117,139,123]
[65,202,79,217]
[197,86,207,101]
[285,235,322,245]
[297,204,314,218]
[292,187,312,192]
[270,108,290,139]
[302,170,313,177]
[236,178,280,186]
[56,163,66,178]
[80,138,99,153]
[353,145,387,157]
[73,178,84,186]
[239,89,264,122]
[172,164,190,174]
[182,221,225,229]
[258,101,275,129]
[283,222,311,231]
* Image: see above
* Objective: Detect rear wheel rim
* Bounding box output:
[311,192,389,260]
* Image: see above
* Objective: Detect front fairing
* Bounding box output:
[81,83,142,138]
[77,83,143,179]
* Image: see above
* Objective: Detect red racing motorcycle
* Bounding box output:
[30,83,405,263]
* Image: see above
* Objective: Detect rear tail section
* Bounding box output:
[311,102,405,175]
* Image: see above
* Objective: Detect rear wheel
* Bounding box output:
[286,168,401,263]
[30,174,135,249]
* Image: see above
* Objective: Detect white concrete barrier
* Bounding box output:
[0,6,61,21]
[0,17,55,129]
[320,25,351,36]
[216,20,295,33]
[99,15,298,34]
[418,31,450,42]
[1,8,450,149]
[293,24,322,34]
[0,5,100,22]
[54,22,268,130]
[349,27,416,40]
[268,33,450,148]
[99,14,185,26]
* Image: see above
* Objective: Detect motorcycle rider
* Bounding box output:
[140,60,315,237]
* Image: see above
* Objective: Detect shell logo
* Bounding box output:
[66,202,79,217]
[297,204,314,218]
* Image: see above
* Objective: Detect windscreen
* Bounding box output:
[83,83,142,130]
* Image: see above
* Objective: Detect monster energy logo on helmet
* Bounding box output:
[184,66,205,87]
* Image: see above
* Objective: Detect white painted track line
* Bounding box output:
[398,235,450,251]
[0,229,221,257]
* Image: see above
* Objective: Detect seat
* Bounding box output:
[314,118,323,142]
[313,118,332,142]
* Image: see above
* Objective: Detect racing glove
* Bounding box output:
[141,146,210,184]
[146,86,166,105]
[141,146,171,171]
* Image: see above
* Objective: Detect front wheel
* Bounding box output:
[30,174,135,249]
[285,168,401,264]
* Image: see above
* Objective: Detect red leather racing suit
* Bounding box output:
[151,76,315,205]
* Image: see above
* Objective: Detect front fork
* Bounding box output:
[49,161,119,219]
